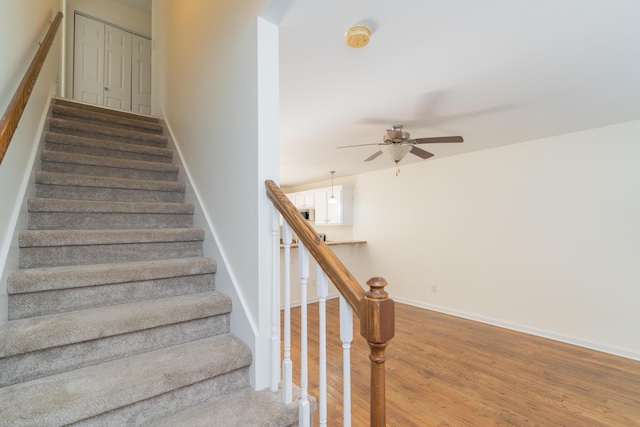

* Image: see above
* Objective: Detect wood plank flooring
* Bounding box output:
[284,299,640,426]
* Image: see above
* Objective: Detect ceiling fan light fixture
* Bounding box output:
[384,125,411,144]
[382,144,411,163]
[345,25,370,48]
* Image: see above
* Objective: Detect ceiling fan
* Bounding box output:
[338,125,463,174]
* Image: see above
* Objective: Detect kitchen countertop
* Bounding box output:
[280,240,366,248]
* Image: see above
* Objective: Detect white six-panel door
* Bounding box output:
[104,25,132,110]
[73,14,105,105]
[132,35,152,115]
[73,14,150,113]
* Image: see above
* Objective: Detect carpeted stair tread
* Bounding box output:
[7,258,216,319]
[35,172,186,203]
[54,98,160,123]
[19,228,204,247]
[19,229,204,268]
[28,198,195,229]
[28,198,193,215]
[0,291,230,358]
[44,132,173,163]
[8,257,215,294]
[52,104,164,134]
[151,387,300,427]
[35,171,185,192]
[49,117,168,148]
[0,334,251,427]
[41,150,179,176]
[1,313,228,388]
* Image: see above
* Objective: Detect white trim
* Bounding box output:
[60,0,67,97]
[393,296,640,362]
[160,112,259,336]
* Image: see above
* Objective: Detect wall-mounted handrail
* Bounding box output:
[266,179,395,426]
[0,11,63,165]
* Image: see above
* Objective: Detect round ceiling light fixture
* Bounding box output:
[345,25,371,48]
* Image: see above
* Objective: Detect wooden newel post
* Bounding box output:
[360,277,395,427]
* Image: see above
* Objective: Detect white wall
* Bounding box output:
[152,0,277,389]
[257,16,281,389]
[0,0,62,323]
[328,120,640,359]
[63,0,151,99]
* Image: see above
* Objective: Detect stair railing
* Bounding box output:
[266,180,395,426]
[0,11,63,165]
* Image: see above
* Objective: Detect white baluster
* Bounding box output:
[270,205,280,392]
[340,296,353,427]
[317,269,329,427]
[282,222,293,404]
[298,242,311,427]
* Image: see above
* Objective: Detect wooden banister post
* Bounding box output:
[360,277,395,427]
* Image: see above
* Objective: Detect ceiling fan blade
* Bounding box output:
[413,136,464,144]
[364,150,383,162]
[410,146,434,159]
[337,143,383,149]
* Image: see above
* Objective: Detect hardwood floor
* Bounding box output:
[284,298,640,426]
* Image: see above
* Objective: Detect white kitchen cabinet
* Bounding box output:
[314,185,353,225]
[314,189,329,225]
[294,192,314,209]
[286,185,353,225]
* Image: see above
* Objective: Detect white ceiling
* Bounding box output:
[278,0,640,186]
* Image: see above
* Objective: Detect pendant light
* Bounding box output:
[328,171,338,205]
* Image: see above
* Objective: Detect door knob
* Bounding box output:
[104,87,109,91]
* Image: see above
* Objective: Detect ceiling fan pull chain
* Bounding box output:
[395,160,400,176]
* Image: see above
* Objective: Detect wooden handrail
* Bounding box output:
[0,11,63,165]
[266,179,395,426]
[266,179,366,314]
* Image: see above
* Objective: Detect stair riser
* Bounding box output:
[74,368,250,427]
[52,109,164,135]
[45,141,173,164]
[20,241,203,268]
[0,316,229,387]
[9,273,215,319]
[49,121,168,149]
[36,184,185,203]
[29,212,193,230]
[41,161,179,182]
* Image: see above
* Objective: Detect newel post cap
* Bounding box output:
[360,276,395,344]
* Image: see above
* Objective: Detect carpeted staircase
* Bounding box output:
[0,99,298,426]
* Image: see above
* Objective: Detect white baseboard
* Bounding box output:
[392,296,640,362]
